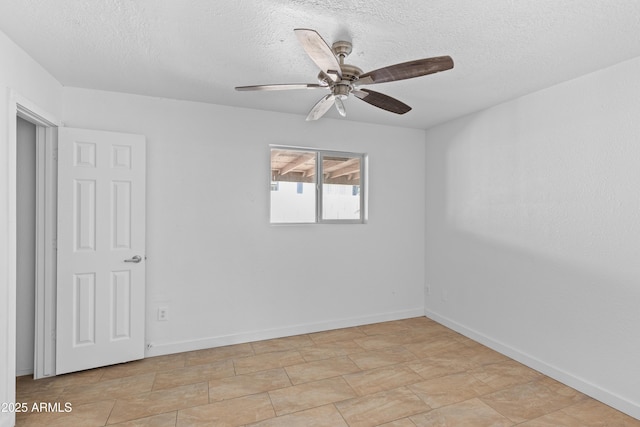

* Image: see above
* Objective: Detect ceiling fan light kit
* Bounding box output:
[235,29,454,121]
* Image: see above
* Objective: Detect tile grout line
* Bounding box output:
[332,402,351,426]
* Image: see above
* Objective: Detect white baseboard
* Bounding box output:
[145,308,424,358]
[425,309,640,421]
[15,368,33,377]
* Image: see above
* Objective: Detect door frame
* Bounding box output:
[8,90,60,383]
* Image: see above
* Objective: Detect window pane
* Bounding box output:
[270,149,316,223]
[322,155,361,220]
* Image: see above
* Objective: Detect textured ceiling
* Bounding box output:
[1,0,640,129]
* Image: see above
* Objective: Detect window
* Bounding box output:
[270,147,366,224]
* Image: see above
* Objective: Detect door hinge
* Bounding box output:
[53,148,58,161]
[52,238,57,250]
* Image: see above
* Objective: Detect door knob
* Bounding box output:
[124,255,142,263]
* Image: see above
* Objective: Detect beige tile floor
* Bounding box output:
[14,317,640,426]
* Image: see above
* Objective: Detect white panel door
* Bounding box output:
[56,127,146,375]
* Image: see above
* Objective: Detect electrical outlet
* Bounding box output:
[158,307,168,321]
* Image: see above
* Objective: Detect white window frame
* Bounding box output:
[270,145,367,225]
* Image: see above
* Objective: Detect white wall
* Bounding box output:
[16,117,36,376]
[62,87,426,355]
[0,30,62,427]
[424,56,640,418]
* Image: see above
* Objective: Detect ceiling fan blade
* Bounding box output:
[358,56,453,85]
[306,94,335,121]
[352,89,412,115]
[294,29,342,80]
[334,97,346,117]
[235,83,327,91]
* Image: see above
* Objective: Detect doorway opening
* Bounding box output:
[13,98,59,381]
[16,116,36,377]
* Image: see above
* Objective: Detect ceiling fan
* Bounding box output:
[235,28,454,121]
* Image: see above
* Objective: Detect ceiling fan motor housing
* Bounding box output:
[340,63,363,82]
[334,63,362,99]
